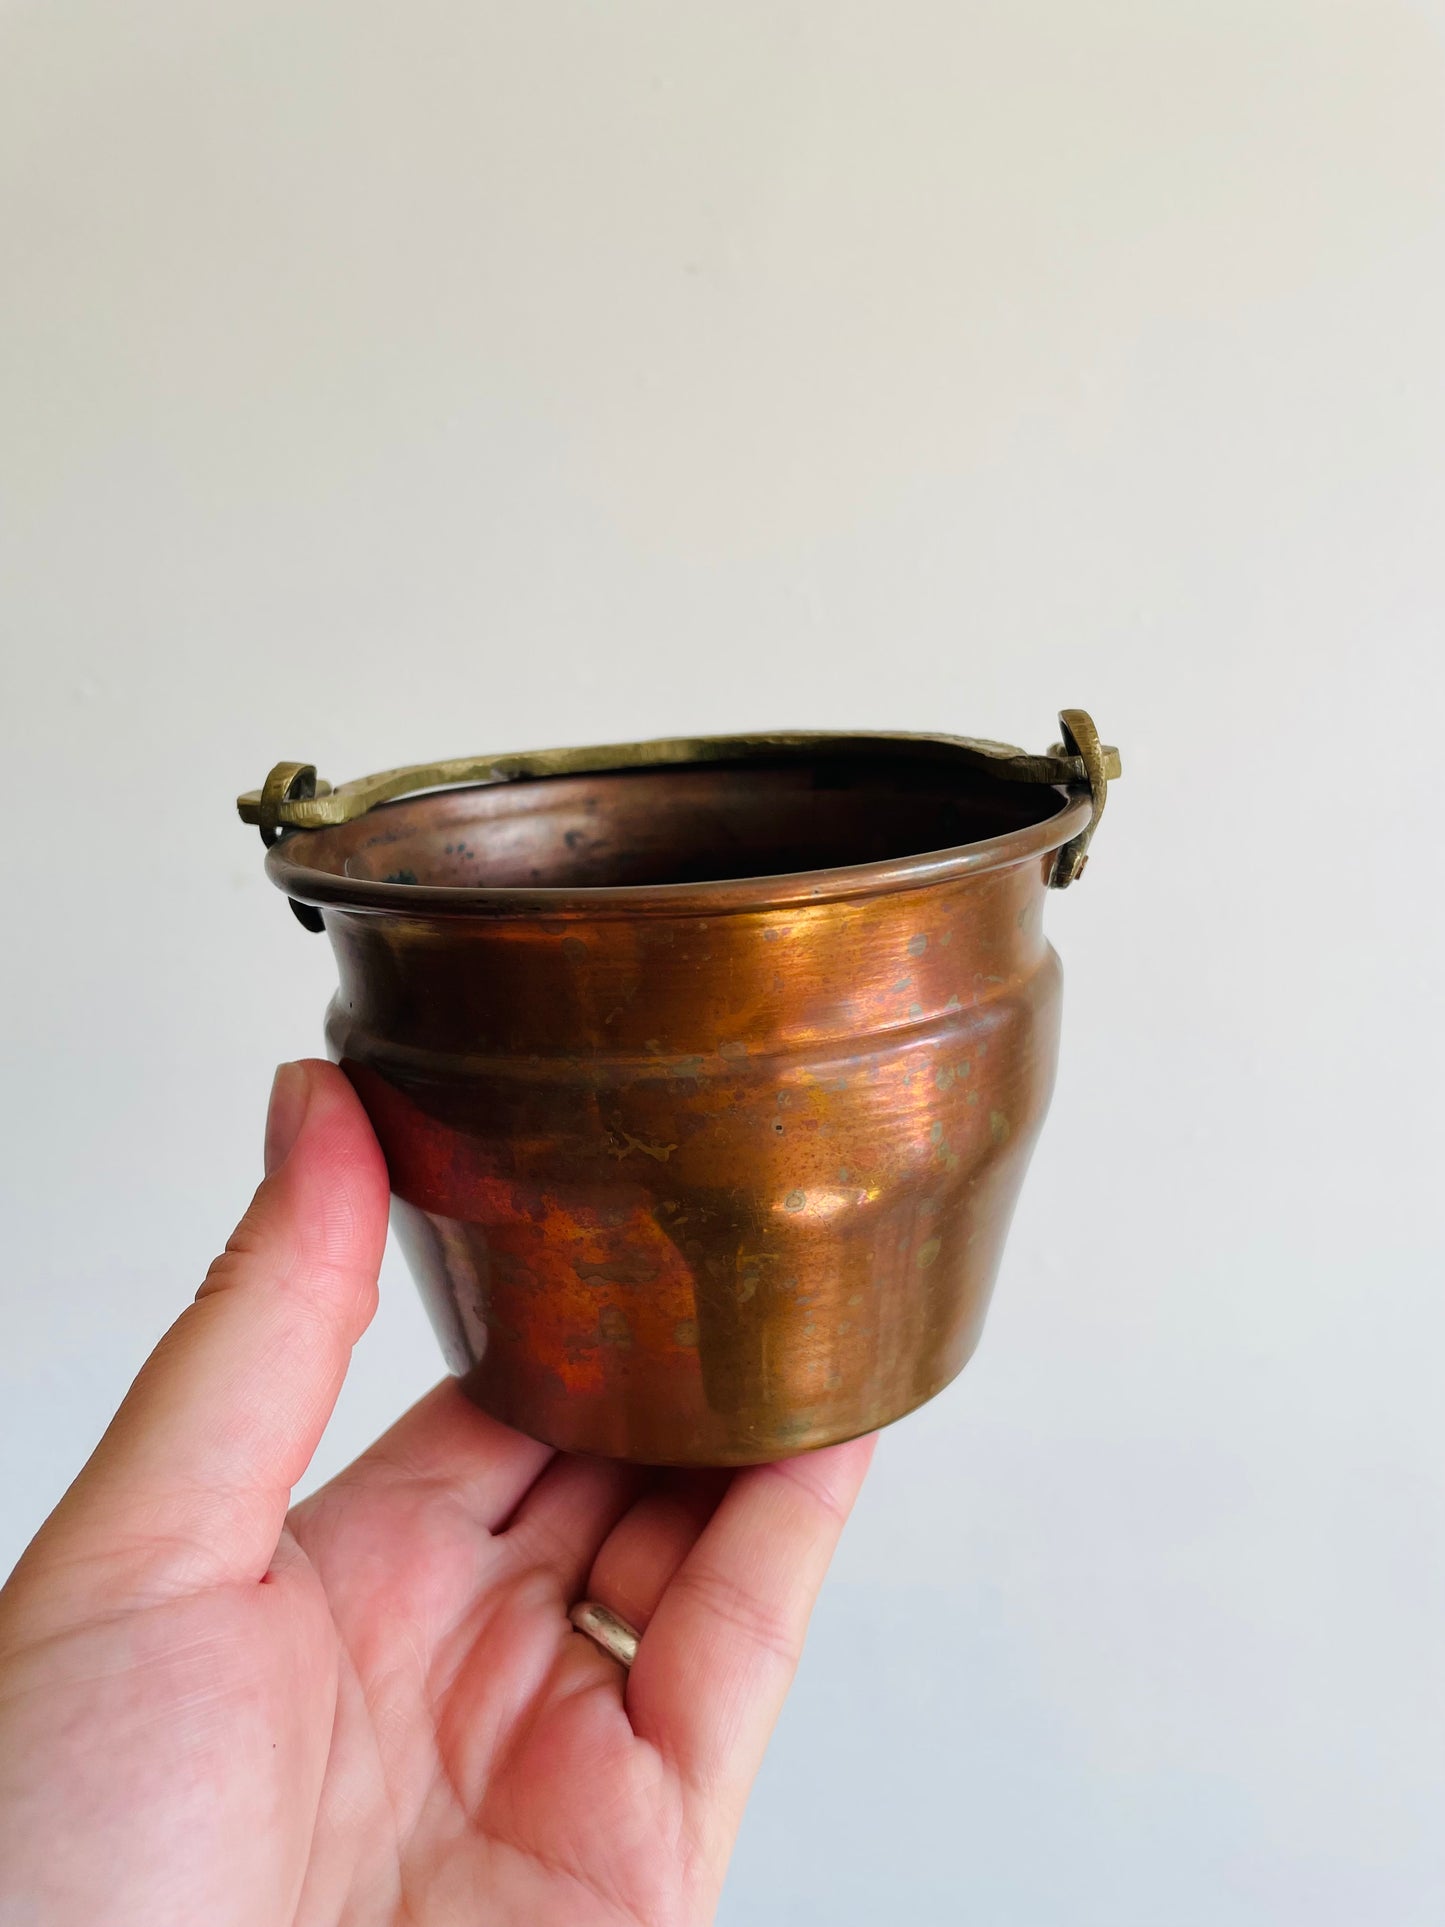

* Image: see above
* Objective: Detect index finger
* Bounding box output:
[626,1434,875,1807]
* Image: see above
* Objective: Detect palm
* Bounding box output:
[284,1391,716,1926]
[0,1064,871,1927]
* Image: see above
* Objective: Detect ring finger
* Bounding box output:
[584,1469,732,1636]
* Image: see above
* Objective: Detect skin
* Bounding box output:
[0,1061,873,1926]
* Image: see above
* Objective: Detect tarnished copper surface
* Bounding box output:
[263,739,1100,1464]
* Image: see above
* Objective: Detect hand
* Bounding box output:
[0,1061,873,1926]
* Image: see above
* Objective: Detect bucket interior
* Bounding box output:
[288,748,1070,892]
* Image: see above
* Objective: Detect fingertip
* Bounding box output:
[782,1430,878,1508]
[302,1056,391,1209]
[825,1429,878,1467]
[264,1060,310,1175]
[255,1059,391,1312]
[828,1430,879,1506]
[285,1059,388,1188]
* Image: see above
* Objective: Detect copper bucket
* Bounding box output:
[238,716,1118,1464]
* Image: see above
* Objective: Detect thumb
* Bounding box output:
[17,1059,390,1608]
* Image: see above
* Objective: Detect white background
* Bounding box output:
[3,4,1443,1921]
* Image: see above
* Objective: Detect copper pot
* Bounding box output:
[239,717,1118,1464]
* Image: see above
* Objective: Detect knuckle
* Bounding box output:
[673,1559,799,1668]
[759,1456,851,1530]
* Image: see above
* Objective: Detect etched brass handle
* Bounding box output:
[238,717,1120,884]
[1048,710,1114,888]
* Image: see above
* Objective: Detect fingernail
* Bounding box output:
[264,1061,310,1176]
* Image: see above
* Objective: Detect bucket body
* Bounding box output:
[266,742,1091,1463]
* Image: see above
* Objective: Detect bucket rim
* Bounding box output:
[264,743,1093,919]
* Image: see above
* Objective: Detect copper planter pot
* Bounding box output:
[241,720,1117,1465]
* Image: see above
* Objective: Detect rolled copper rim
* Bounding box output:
[265,765,1092,919]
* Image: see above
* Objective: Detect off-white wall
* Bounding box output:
[3,4,1443,1921]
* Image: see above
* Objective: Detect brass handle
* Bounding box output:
[1048,709,1114,888]
[238,718,1120,883]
